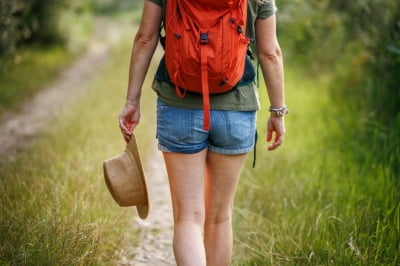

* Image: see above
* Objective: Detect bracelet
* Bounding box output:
[269,106,289,116]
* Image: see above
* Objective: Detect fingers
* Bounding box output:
[266,116,285,151]
[123,133,131,142]
[119,103,140,142]
[119,119,130,142]
[267,128,273,142]
[119,118,136,142]
[267,133,284,151]
[119,117,128,132]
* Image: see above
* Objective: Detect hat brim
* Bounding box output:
[103,134,150,219]
[126,134,150,219]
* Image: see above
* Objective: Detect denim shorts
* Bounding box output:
[156,98,256,155]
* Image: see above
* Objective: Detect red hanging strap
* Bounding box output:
[199,31,210,130]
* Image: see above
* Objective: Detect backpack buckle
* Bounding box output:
[200,32,209,44]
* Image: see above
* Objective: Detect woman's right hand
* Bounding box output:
[119,101,140,142]
[266,115,286,151]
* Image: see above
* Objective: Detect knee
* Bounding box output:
[205,213,231,226]
[175,209,205,226]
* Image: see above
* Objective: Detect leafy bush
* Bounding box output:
[0,0,92,58]
[0,1,19,55]
[277,0,400,176]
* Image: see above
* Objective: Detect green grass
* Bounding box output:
[0,45,77,116]
[0,23,160,264]
[232,67,400,265]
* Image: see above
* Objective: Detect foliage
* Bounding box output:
[0,0,93,58]
[328,0,400,120]
[277,0,400,179]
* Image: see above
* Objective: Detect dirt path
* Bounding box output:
[0,18,175,265]
[0,18,115,162]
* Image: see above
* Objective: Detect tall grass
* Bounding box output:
[232,67,399,265]
[0,19,159,265]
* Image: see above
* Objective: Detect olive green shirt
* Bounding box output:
[147,0,276,110]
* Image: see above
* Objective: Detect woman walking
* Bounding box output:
[119,0,287,265]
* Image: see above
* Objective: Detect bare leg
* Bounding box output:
[204,151,248,266]
[163,149,208,266]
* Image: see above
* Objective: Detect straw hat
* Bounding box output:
[103,134,150,219]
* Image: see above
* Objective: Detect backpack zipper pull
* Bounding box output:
[200,32,209,44]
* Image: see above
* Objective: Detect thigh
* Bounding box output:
[163,149,208,223]
[204,151,248,220]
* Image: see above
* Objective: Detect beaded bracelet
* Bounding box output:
[269,106,289,116]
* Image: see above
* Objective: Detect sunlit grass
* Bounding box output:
[233,67,399,265]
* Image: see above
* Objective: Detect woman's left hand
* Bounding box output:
[119,102,140,142]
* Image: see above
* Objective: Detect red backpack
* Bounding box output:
[164,0,250,130]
